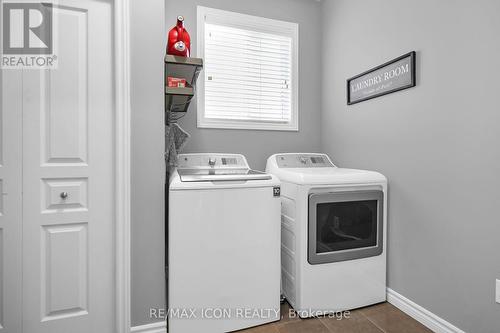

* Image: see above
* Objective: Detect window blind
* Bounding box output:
[204,23,293,123]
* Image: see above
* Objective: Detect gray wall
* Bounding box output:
[320,0,500,332]
[131,0,166,327]
[166,0,322,171]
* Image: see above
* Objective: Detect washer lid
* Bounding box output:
[178,169,271,182]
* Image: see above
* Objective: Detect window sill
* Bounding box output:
[197,119,298,132]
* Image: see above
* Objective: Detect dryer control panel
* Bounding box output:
[275,154,335,168]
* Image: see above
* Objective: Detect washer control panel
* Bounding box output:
[177,154,248,169]
[275,154,334,168]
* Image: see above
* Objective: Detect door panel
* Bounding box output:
[22,1,114,332]
[0,229,2,330]
[41,5,88,165]
[0,228,2,329]
[0,180,3,214]
[41,224,88,321]
[42,178,88,213]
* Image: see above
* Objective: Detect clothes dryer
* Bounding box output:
[266,153,387,317]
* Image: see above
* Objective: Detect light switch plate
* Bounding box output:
[496,279,500,304]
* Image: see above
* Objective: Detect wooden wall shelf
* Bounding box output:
[164,55,203,117]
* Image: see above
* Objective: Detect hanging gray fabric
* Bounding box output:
[165,123,190,173]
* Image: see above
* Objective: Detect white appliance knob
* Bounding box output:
[208,157,216,167]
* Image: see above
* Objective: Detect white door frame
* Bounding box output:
[114,0,132,332]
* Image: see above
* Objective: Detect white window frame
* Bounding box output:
[196,6,299,131]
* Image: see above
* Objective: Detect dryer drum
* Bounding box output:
[317,200,377,253]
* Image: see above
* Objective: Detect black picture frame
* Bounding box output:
[347,51,416,105]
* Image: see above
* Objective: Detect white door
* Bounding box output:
[20,1,115,332]
[0,70,23,333]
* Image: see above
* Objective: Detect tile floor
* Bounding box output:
[239,302,433,333]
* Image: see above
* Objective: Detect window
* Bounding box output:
[197,6,299,131]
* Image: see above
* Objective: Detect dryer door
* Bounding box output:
[308,190,383,264]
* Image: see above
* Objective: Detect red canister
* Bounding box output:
[167,16,191,57]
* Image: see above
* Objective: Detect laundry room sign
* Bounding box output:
[347,51,416,105]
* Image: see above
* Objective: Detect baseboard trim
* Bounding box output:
[386,288,466,333]
[130,321,166,333]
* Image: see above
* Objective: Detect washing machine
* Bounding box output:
[266,153,387,317]
[169,153,281,332]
